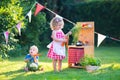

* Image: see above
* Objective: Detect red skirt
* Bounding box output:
[47,44,65,60]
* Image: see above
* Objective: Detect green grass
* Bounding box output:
[0,47,120,80]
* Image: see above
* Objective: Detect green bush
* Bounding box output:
[8,44,22,57]
[80,56,101,66]
[19,12,47,47]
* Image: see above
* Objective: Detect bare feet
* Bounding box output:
[24,67,29,72]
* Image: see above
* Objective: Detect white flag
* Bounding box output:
[27,10,32,22]
[55,14,63,19]
[97,33,106,47]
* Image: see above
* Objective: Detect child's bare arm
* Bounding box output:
[33,56,38,63]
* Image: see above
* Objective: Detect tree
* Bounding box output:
[0,0,47,58]
[0,0,24,39]
[0,0,24,58]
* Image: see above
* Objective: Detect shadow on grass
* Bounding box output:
[0,63,120,80]
[0,69,25,78]
[9,68,87,80]
[6,64,120,80]
[91,64,120,80]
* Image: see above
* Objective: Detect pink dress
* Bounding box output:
[47,30,66,60]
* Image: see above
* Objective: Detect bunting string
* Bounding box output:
[95,32,120,42]
[25,2,37,18]
[109,37,120,42]
[31,2,37,10]
[45,7,76,25]
[0,1,120,45]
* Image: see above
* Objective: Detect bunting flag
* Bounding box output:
[55,14,63,19]
[16,22,22,36]
[47,42,52,48]
[97,33,106,47]
[34,3,45,16]
[1,1,120,45]
[4,31,9,44]
[27,10,32,23]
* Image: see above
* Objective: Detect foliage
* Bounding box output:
[0,47,120,80]
[60,0,120,46]
[0,0,47,58]
[1,0,120,58]
[18,0,48,48]
[0,44,9,59]
[0,0,24,34]
[39,0,120,46]
[0,33,27,58]
[20,0,36,15]
[0,0,24,58]
[20,12,47,47]
[80,56,101,66]
[7,44,22,57]
[0,0,35,58]
[70,24,82,43]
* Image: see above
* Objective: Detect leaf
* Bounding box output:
[71,24,82,43]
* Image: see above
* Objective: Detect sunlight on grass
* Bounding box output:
[112,63,120,69]
[93,63,120,75]
[23,62,69,78]
[39,62,68,72]
[0,61,25,71]
[101,63,120,70]
[1,60,120,80]
[0,47,120,80]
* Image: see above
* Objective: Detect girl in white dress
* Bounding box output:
[47,17,67,72]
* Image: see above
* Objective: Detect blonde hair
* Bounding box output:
[50,17,64,30]
[30,45,38,53]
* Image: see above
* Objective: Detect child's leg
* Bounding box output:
[27,62,31,70]
[24,62,30,72]
[53,59,57,72]
[58,60,62,72]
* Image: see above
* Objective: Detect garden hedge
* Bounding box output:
[60,0,120,46]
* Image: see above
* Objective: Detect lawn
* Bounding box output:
[0,47,120,80]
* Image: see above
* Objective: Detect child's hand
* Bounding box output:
[33,56,38,63]
[31,53,39,57]
[63,38,68,42]
[64,36,69,42]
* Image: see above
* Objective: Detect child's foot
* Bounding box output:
[58,69,61,72]
[58,70,61,72]
[24,67,29,72]
[39,68,44,71]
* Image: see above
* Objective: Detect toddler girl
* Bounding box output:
[47,17,67,72]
